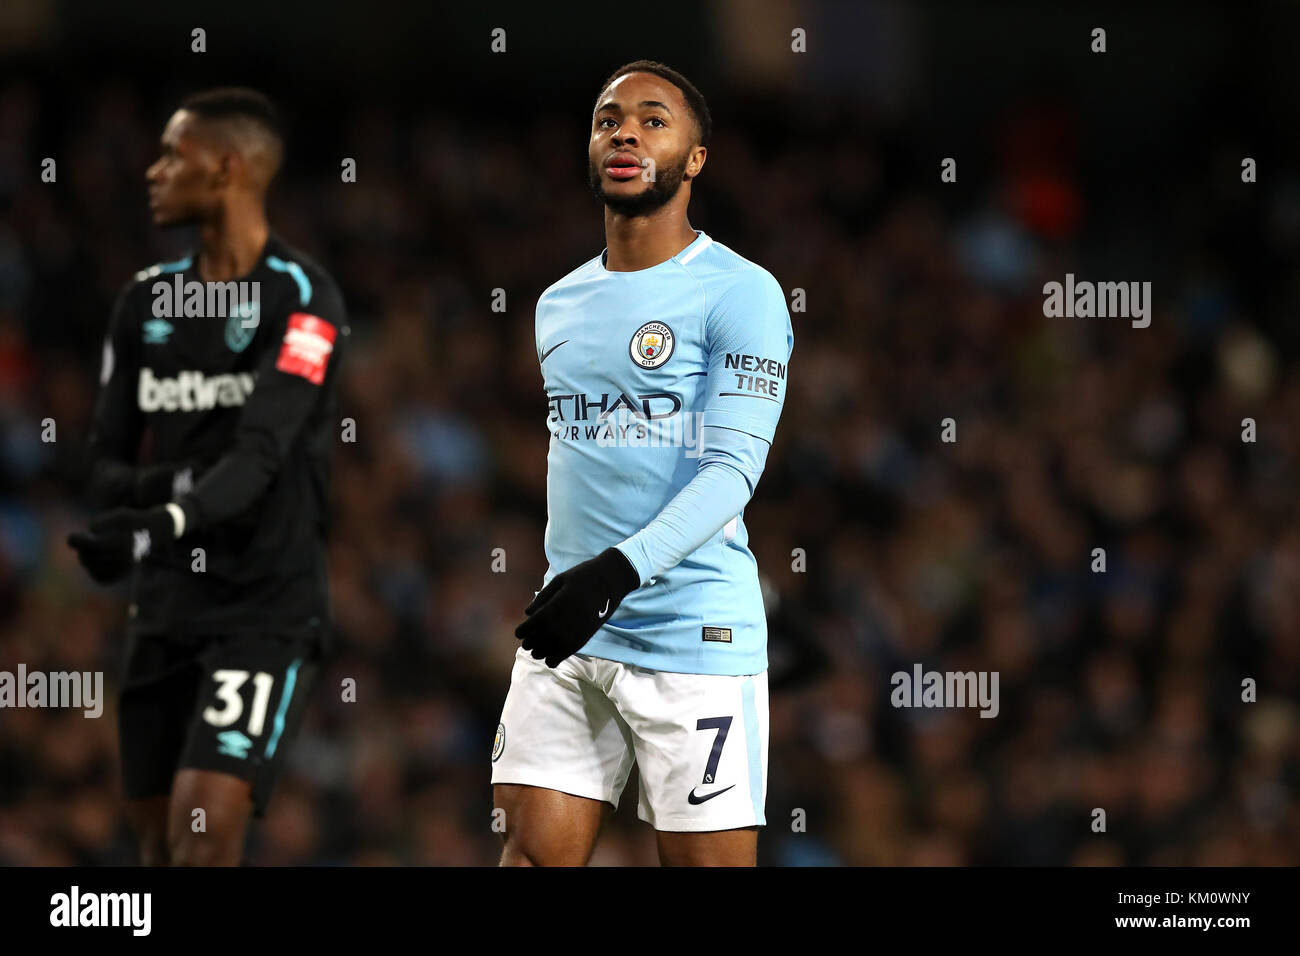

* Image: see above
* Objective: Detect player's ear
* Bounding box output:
[212,148,240,190]
[686,144,707,180]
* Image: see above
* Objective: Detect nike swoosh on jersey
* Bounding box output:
[597,598,610,618]
[687,784,736,805]
[539,339,569,363]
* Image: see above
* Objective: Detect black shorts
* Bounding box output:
[118,622,329,817]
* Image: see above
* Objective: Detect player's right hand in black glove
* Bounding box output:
[515,547,641,668]
[67,505,179,585]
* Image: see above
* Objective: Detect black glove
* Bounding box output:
[67,506,178,583]
[66,530,132,585]
[132,460,199,506]
[515,547,640,668]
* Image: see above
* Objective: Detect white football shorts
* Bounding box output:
[491,646,768,832]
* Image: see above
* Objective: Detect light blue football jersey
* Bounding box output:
[535,230,793,676]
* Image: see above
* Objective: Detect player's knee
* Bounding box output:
[496,808,552,865]
[496,809,536,865]
[501,832,572,866]
[167,798,247,865]
[169,827,241,867]
[499,825,589,867]
[138,833,170,867]
[498,836,539,867]
[125,798,171,866]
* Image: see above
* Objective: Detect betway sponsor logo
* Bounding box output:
[138,367,256,413]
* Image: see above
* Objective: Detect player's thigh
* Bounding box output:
[490,649,636,865]
[117,631,204,809]
[493,783,611,866]
[179,630,323,820]
[615,665,769,848]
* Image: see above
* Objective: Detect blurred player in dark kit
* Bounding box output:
[68,88,348,865]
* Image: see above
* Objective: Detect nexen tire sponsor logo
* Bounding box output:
[138,367,256,413]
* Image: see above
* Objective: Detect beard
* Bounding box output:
[588,150,689,217]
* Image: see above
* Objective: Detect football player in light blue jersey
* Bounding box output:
[493,60,793,867]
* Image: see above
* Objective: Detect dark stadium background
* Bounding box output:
[1,0,1298,865]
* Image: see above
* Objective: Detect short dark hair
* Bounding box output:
[180,87,282,142]
[179,87,284,182]
[598,60,711,148]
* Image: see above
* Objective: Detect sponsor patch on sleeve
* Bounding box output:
[275,312,337,385]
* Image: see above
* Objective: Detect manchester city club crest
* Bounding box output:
[629,321,675,369]
[492,722,505,762]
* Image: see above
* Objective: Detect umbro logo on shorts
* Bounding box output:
[687,784,735,805]
[216,730,253,760]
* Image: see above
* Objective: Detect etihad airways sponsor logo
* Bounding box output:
[545,390,683,424]
[138,367,256,413]
[545,392,705,456]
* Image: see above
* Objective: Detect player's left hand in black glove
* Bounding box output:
[515,547,640,668]
[67,505,180,582]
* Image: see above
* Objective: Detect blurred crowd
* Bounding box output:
[0,75,1297,866]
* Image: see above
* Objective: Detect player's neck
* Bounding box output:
[196,205,270,283]
[602,206,697,273]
